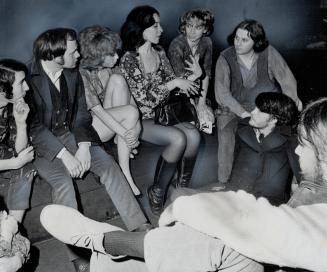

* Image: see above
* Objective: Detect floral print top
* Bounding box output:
[0,107,16,159]
[0,233,30,260]
[119,47,176,120]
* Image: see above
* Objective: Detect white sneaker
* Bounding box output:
[40,204,124,257]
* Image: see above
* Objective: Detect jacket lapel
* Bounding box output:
[62,69,77,105]
[238,126,287,152]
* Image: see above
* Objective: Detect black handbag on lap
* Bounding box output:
[154,91,198,126]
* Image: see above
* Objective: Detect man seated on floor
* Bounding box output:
[28,27,150,272]
[225,92,301,205]
[39,97,327,272]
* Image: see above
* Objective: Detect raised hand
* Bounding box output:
[184,54,202,79]
[13,100,30,124]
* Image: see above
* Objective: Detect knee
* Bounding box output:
[109,74,129,94]
[51,178,76,204]
[186,128,201,147]
[126,104,139,122]
[171,130,187,151]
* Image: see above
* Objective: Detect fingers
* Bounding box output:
[187,82,199,95]
[184,60,193,67]
[71,164,82,178]
[14,101,29,114]
[24,146,34,153]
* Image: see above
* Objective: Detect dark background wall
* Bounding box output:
[0,0,322,62]
[0,0,326,102]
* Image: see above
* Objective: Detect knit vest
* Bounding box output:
[48,74,70,136]
[221,46,280,112]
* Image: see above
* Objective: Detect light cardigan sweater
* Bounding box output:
[159,190,327,272]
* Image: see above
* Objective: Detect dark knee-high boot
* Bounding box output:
[147,156,177,216]
[175,157,197,188]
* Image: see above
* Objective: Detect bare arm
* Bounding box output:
[13,101,29,154]
[92,105,127,137]
[198,75,209,105]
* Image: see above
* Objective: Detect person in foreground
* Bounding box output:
[40,98,327,272]
[0,211,30,272]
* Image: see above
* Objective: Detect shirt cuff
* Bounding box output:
[56,148,67,159]
[78,142,91,147]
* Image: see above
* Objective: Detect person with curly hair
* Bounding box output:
[79,25,141,195]
[0,59,36,224]
[168,8,215,133]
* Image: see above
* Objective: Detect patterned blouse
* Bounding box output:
[119,47,176,120]
[0,233,30,260]
[0,107,16,159]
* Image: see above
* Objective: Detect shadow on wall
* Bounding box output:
[0,0,312,62]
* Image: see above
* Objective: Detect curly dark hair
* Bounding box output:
[179,9,214,36]
[227,19,269,52]
[120,5,160,52]
[255,92,298,126]
[0,59,28,100]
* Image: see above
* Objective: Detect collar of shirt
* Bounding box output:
[254,128,265,143]
[41,61,63,91]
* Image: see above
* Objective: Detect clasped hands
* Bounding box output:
[61,143,91,178]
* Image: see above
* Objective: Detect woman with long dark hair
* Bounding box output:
[120,5,201,215]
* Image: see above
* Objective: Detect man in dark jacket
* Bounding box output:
[227,92,300,205]
[28,28,149,271]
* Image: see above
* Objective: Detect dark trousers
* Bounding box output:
[34,132,147,231]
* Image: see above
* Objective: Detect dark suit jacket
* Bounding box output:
[227,122,301,205]
[28,61,100,161]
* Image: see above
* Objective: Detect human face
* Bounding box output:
[102,53,119,68]
[295,132,318,180]
[185,17,207,44]
[249,107,274,129]
[234,28,255,55]
[142,13,163,45]
[0,71,29,108]
[63,40,80,68]
[12,71,29,102]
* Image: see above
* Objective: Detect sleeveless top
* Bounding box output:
[220,46,280,112]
